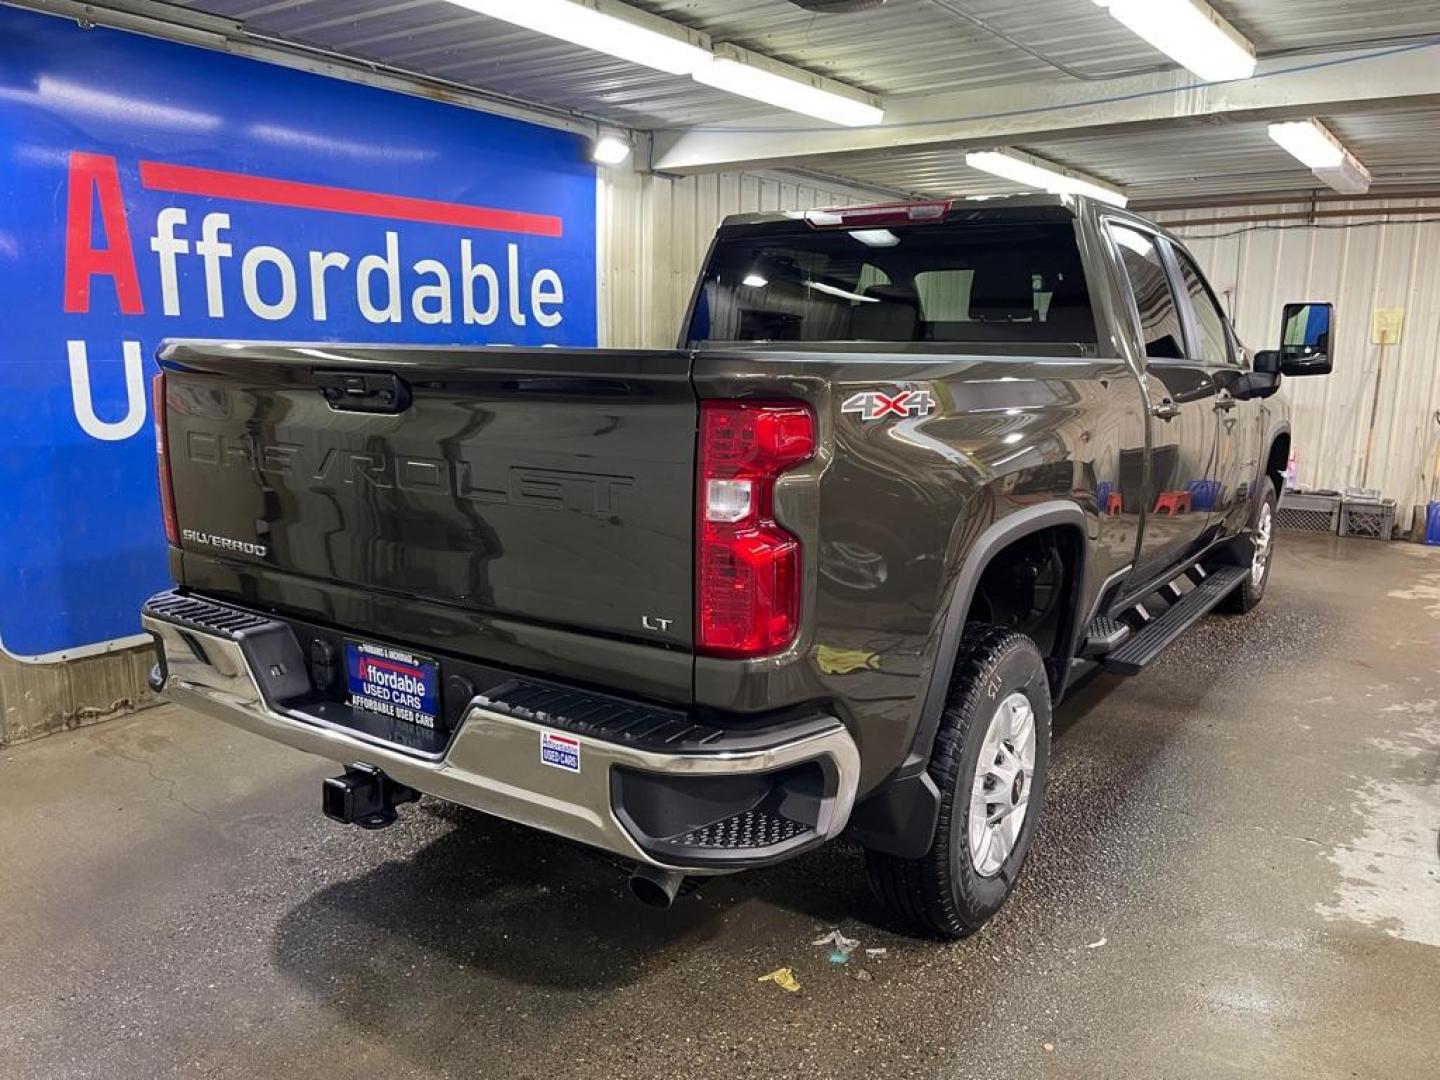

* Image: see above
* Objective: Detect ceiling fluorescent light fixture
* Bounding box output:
[964,148,1128,207]
[1092,0,1256,83]
[693,44,884,127]
[1267,119,1344,169]
[449,0,711,75]
[1268,119,1371,194]
[1313,154,1371,196]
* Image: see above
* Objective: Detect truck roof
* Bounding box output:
[717,192,1167,236]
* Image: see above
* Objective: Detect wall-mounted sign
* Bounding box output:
[1371,307,1405,346]
[0,7,598,659]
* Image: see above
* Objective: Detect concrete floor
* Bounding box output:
[2,532,1437,1080]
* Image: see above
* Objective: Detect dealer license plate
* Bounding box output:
[344,641,440,729]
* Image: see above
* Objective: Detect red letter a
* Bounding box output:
[63,152,144,315]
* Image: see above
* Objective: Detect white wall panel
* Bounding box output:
[598,167,872,350]
[1161,202,1440,532]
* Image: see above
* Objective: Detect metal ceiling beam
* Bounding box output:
[1133,185,1440,212]
[9,0,610,139]
[653,39,1440,174]
[1160,205,1440,228]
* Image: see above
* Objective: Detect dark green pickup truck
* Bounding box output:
[142,194,1331,936]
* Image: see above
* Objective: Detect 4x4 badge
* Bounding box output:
[841,389,936,422]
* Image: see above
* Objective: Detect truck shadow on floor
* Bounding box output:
[265,676,1118,1003]
[267,594,1340,1060]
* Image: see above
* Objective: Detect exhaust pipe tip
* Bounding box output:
[629,866,686,909]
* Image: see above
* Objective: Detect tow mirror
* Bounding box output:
[1277,301,1333,376]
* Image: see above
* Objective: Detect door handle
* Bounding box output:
[1214,393,1238,412]
[1150,399,1182,422]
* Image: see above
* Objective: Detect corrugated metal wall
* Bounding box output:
[598,166,873,349]
[1160,202,1440,532]
[0,646,156,747]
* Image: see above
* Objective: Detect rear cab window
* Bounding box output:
[686,208,1096,347]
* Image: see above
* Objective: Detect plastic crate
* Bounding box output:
[1339,497,1396,540]
[1275,491,1340,533]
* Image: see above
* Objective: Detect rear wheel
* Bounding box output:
[1221,479,1277,614]
[866,624,1052,939]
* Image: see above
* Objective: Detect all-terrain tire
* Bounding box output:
[865,624,1052,939]
[1221,478,1278,614]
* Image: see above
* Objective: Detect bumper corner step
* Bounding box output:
[142,589,274,637]
[673,808,813,850]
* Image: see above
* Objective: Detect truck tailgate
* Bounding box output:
[159,342,696,661]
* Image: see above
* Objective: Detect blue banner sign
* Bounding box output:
[0,7,598,659]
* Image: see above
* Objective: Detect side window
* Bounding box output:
[1106,224,1185,360]
[1173,248,1235,366]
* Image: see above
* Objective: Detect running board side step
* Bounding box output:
[1101,566,1248,676]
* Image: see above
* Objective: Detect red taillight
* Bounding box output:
[697,401,815,658]
[152,373,178,546]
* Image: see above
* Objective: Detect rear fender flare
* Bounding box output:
[845,500,1089,859]
[909,500,1089,772]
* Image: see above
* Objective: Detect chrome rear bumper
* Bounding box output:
[141,594,859,873]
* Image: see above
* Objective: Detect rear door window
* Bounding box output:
[687,216,1095,345]
[1106,224,1186,360]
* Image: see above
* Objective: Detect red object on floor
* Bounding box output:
[1106,492,1123,517]
[1154,491,1193,515]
